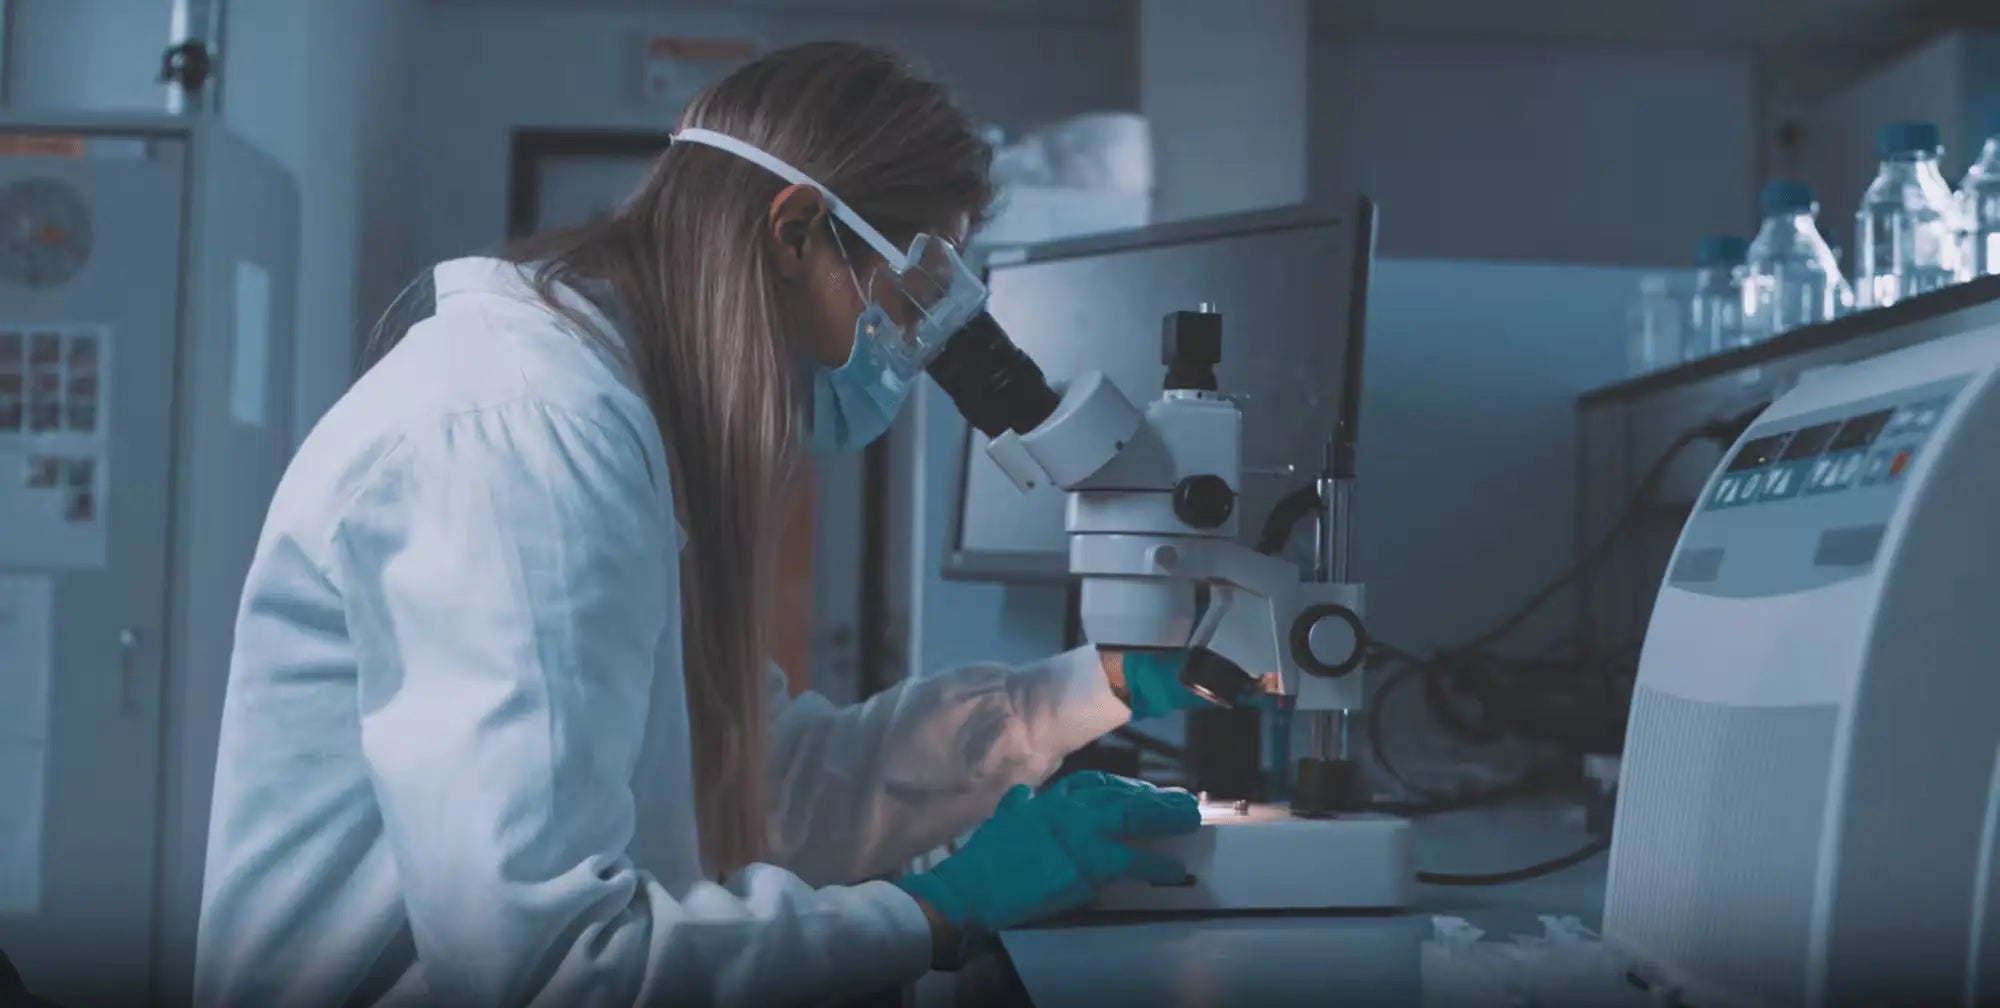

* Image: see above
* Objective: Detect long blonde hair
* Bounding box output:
[501,43,992,873]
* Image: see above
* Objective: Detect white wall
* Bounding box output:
[224,0,415,443]
[1313,40,1761,267]
[1138,0,1309,222]
[3,0,172,110]
[404,3,1133,269]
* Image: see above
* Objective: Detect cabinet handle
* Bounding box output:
[118,627,140,712]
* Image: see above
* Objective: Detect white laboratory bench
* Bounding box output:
[987,805,1609,1008]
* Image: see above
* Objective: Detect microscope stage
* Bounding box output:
[1091,802,1414,912]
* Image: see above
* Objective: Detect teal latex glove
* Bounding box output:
[1115,650,1282,717]
[897,772,1199,955]
[1115,649,1212,719]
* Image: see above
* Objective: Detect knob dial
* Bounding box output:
[1172,474,1236,529]
[1289,604,1366,678]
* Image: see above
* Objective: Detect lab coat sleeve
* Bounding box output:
[336,399,931,1007]
[764,647,1134,887]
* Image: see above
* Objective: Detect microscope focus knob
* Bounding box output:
[1173,475,1236,529]
[1291,604,1366,678]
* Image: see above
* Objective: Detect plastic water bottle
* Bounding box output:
[1959,130,2000,277]
[1685,235,1747,360]
[1855,121,1969,308]
[1742,180,1853,342]
[1626,276,1682,376]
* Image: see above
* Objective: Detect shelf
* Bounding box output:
[1579,274,2000,410]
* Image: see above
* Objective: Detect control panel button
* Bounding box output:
[1888,447,1915,479]
[1861,453,1889,485]
[1904,400,1948,433]
[1807,452,1862,494]
[1763,464,1803,500]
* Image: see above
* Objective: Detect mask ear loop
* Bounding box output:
[825,215,903,355]
[823,214,871,307]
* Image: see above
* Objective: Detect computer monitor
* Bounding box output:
[944,202,1375,582]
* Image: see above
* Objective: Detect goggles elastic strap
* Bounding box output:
[672,127,908,271]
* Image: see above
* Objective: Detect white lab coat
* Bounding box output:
[194,258,1131,1007]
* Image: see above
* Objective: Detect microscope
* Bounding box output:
[927,307,1415,912]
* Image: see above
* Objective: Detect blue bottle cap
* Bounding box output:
[1696,235,1749,267]
[1760,180,1816,216]
[1878,120,1941,157]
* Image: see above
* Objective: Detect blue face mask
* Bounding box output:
[802,303,920,456]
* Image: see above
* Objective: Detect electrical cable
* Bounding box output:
[1414,836,1611,887]
[1256,482,1321,556]
[1447,403,1763,660]
[1365,765,1574,817]
[1359,404,1766,806]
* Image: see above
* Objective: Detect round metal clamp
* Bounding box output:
[1289,603,1366,678]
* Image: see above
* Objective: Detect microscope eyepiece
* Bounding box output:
[926,311,1061,438]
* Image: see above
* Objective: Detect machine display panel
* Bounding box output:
[1828,409,1893,451]
[1726,433,1790,472]
[1778,421,1841,461]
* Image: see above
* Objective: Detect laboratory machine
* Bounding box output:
[1603,326,2000,1006]
[925,201,1415,912]
[0,112,298,1006]
[1577,274,2000,655]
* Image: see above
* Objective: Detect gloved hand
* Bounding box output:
[897,772,1199,965]
[1106,648,1211,719]
[1108,649,1284,717]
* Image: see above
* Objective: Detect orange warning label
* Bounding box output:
[0,134,88,158]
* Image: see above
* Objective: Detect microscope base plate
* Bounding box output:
[1091,804,1414,911]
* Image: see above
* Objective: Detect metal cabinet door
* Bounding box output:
[0,140,186,1004]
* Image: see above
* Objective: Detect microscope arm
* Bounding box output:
[1069,533,1367,713]
[974,366,1367,711]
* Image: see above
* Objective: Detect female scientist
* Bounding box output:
[194,41,1217,1006]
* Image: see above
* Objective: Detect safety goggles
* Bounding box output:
[671,127,988,373]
